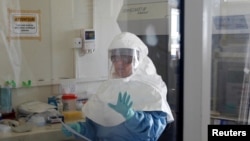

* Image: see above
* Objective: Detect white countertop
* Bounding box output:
[0,123,61,139]
[0,121,83,141]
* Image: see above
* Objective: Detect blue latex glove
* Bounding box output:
[108,92,135,120]
[61,123,81,137]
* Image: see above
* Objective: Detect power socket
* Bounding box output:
[73,38,82,48]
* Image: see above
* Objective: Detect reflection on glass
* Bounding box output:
[210,1,250,125]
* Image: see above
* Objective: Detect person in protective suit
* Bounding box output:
[61,32,174,141]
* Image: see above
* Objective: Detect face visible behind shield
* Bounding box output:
[108,32,148,79]
[108,48,139,78]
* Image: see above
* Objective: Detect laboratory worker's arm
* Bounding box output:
[61,118,97,141]
[125,111,167,140]
[108,92,167,140]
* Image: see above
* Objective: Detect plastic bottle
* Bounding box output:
[0,87,12,114]
[62,94,77,111]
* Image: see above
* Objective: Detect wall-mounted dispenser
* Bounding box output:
[81,29,95,54]
[72,29,95,55]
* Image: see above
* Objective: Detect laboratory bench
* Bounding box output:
[0,107,85,141]
[0,123,75,141]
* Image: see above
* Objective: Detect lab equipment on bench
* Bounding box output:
[17,101,56,115]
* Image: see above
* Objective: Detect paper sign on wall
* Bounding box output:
[8,9,41,40]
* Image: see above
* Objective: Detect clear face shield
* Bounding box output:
[108,48,140,79]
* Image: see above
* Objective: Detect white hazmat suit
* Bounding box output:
[62,32,174,141]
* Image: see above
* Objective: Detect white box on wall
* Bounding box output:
[74,0,123,81]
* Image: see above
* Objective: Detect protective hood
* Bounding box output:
[109,32,148,64]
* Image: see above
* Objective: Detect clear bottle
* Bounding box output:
[62,94,77,111]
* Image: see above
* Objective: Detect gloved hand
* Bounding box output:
[108,92,135,120]
[61,123,81,137]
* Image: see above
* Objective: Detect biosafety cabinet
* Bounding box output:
[117,0,180,140]
[210,9,250,124]
[117,0,180,112]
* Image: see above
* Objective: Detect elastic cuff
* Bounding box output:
[126,109,135,120]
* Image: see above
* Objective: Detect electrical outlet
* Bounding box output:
[73,38,82,48]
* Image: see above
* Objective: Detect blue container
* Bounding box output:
[0,87,12,113]
[48,96,58,110]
